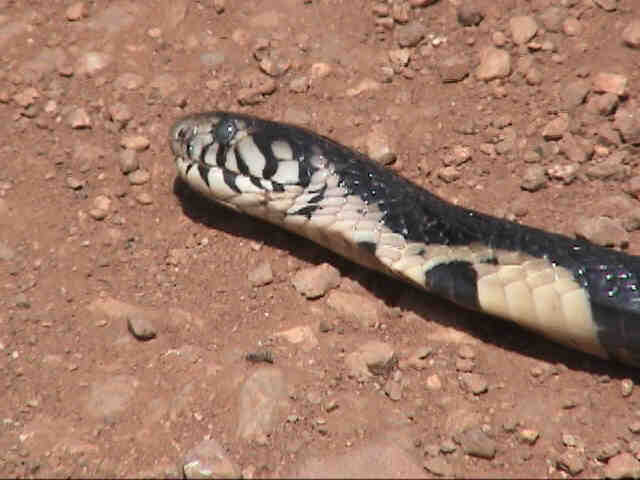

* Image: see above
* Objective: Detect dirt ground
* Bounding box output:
[3,0,640,478]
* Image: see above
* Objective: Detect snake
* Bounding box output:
[169,111,640,368]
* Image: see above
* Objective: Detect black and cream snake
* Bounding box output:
[170,111,640,367]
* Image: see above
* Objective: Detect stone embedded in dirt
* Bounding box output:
[109,102,133,125]
[127,312,157,341]
[366,125,397,165]
[65,2,87,21]
[275,325,318,352]
[182,438,240,480]
[424,457,454,477]
[384,379,403,401]
[388,48,410,71]
[291,263,340,299]
[614,103,640,144]
[438,54,470,83]
[593,0,617,11]
[538,6,567,33]
[585,153,629,181]
[394,21,426,47]
[0,241,15,261]
[561,80,590,110]
[605,452,640,479]
[520,165,547,192]
[542,114,569,140]
[457,3,484,26]
[400,346,432,370]
[519,429,540,445]
[310,62,331,79]
[120,135,150,151]
[128,168,151,185]
[621,378,634,397]
[135,192,153,205]
[597,441,621,461]
[346,78,381,97]
[556,451,585,476]
[586,92,619,116]
[547,163,578,185]
[86,375,139,421]
[437,166,461,183]
[345,340,396,379]
[294,437,425,478]
[65,176,85,190]
[458,427,496,459]
[248,261,273,287]
[426,374,442,391]
[119,150,138,174]
[237,367,290,442]
[476,47,511,81]
[575,216,628,248]
[13,87,39,108]
[593,72,628,97]
[326,291,379,328]
[89,195,111,220]
[67,107,91,129]
[510,16,538,45]
[459,373,488,395]
[563,17,582,36]
[114,72,145,91]
[75,51,112,76]
[622,21,640,48]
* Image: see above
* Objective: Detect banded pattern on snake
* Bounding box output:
[170,111,640,367]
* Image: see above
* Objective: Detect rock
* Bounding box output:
[547,163,578,185]
[519,429,540,445]
[120,135,150,151]
[326,291,379,328]
[558,134,591,164]
[127,312,157,341]
[597,442,621,461]
[75,51,112,76]
[366,126,397,165]
[248,261,273,287]
[66,2,87,21]
[593,72,628,97]
[291,263,340,299]
[614,103,640,144]
[437,166,461,183]
[458,427,496,459]
[521,165,547,192]
[510,16,538,44]
[605,452,640,479]
[457,3,484,26]
[86,375,139,421]
[294,437,425,478]
[237,368,290,442]
[459,373,488,395]
[345,341,396,379]
[119,150,138,174]
[621,378,634,397]
[275,326,318,352]
[476,47,511,81]
[67,108,91,129]
[394,21,427,47]
[438,54,470,83]
[556,451,585,476]
[563,17,582,36]
[542,114,569,140]
[539,6,567,33]
[622,21,640,49]
[561,80,590,110]
[586,92,619,116]
[594,0,617,11]
[183,438,241,479]
[128,169,151,185]
[424,457,454,477]
[575,216,628,248]
[585,154,629,181]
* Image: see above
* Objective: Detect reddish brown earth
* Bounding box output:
[2,0,640,478]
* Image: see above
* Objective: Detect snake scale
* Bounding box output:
[170,111,640,368]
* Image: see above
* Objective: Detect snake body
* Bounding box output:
[170,111,640,367]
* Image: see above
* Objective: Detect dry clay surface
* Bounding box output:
[4,0,640,478]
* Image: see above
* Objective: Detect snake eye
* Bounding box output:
[215,119,236,145]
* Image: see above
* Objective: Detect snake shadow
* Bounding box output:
[173,177,639,380]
